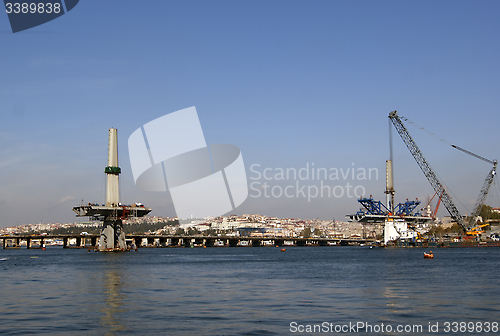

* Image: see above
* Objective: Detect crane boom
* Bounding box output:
[450,145,497,228]
[388,111,469,232]
[451,145,496,165]
[468,163,497,226]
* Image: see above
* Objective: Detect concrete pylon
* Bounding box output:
[385,160,395,213]
[98,129,126,251]
[106,128,120,207]
[73,128,152,252]
[99,220,126,251]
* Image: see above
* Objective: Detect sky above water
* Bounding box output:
[1,0,500,227]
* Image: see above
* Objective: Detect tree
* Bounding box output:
[205,229,217,236]
[300,227,311,238]
[480,204,500,222]
[186,228,201,236]
[426,225,445,236]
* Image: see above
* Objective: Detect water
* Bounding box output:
[1,246,499,335]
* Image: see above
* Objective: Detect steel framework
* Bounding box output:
[389,110,497,233]
[389,111,468,231]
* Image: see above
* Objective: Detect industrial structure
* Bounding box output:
[73,129,152,251]
[348,111,497,244]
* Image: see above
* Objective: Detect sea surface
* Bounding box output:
[1,246,499,335]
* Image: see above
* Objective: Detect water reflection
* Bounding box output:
[100,269,128,335]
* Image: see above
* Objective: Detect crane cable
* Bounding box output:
[402,114,496,164]
[99,170,106,205]
[398,114,471,214]
[399,115,453,146]
[481,180,500,221]
[493,179,500,208]
[496,179,500,206]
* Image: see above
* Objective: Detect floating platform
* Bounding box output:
[384,239,500,248]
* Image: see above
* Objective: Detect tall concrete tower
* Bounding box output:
[105,129,120,207]
[73,128,152,252]
[100,129,125,250]
[385,160,395,213]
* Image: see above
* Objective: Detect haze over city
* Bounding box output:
[1,1,499,228]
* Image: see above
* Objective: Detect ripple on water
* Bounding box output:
[0,247,499,335]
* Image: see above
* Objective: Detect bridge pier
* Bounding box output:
[183,238,193,247]
[98,220,126,251]
[146,237,153,246]
[3,238,20,248]
[251,239,261,247]
[159,237,167,247]
[131,237,139,248]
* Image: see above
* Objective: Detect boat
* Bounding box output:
[423,251,434,259]
[280,248,286,252]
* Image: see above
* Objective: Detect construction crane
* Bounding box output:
[388,111,497,235]
[451,145,497,228]
[467,223,490,236]
[422,187,444,220]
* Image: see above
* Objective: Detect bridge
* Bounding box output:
[1,234,374,249]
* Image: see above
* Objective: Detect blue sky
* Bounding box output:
[1,1,500,227]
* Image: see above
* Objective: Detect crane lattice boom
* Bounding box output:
[468,164,497,226]
[388,111,469,232]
